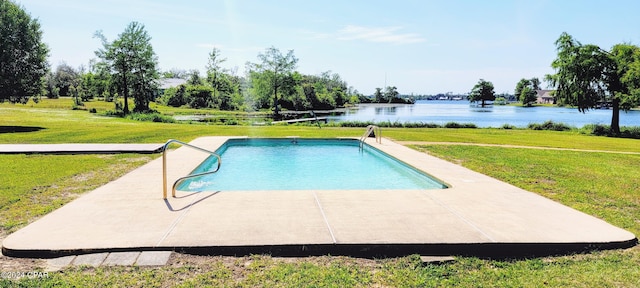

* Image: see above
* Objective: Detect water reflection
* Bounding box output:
[471,108,494,113]
[374,106,397,115]
[330,100,640,128]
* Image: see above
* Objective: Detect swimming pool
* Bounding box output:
[179,138,447,191]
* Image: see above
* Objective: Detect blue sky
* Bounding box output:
[16,0,640,95]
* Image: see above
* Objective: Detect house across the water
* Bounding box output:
[536,90,554,104]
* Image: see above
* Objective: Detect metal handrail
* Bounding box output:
[162,139,221,199]
[359,125,381,150]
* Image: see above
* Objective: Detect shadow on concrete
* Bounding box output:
[164,191,221,212]
[0,126,45,134]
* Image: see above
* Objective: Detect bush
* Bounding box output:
[583,124,640,139]
[103,110,124,117]
[89,108,97,113]
[404,122,441,128]
[620,126,640,139]
[528,120,573,131]
[444,122,477,128]
[126,112,176,123]
[501,124,516,129]
[338,121,375,128]
[159,86,187,107]
[583,124,610,136]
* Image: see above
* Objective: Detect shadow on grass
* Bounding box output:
[0,126,45,134]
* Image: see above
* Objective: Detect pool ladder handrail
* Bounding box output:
[162,139,221,199]
[359,125,381,150]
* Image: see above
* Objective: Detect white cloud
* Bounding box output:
[336,25,426,45]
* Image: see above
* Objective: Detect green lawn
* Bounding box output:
[1,101,639,287]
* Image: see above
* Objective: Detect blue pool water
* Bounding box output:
[179,138,447,191]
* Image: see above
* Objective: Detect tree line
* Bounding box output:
[4,0,639,130]
[468,32,640,134]
[1,1,415,118]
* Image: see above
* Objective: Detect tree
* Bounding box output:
[374,88,383,102]
[384,86,399,103]
[52,62,80,96]
[44,71,59,99]
[94,21,159,114]
[80,71,99,100]
[88,59,114,101]
[206,48,227,102]
[186,85,214,109]
[610,43,640,117]
[546,32,640,134]
[0,0,49,103]
[247,47,298,118]
[186,70,204,86]
[162,68,189,79]
[515,78,540,106]
[468,79,496,107]
[159,84,187,107]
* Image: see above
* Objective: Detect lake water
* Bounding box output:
[327,100,640,128]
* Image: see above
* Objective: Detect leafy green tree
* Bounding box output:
[162,68,189,79]
[374,88,383,102]
[44,71,59,99]
[384,86,399,103]
[331,86,347,107]
[247,47,298,117]
[324,72,348,106]
[530,78,541,90]
[80,72,98,100]
[186,85,214,108]
[203,48,243,110]
[515,78,540,106]
[468,79,496,107]
[546,32,640,133]
[94,21,159,114]
[186,70,204,86]
[90,60,115,101]
[52,62,80,96]
[206,48,227,100]
[69,85,84,107]
[219,73,245,110]
[272,72,298,111]
[311,81,336,109]
[520,86,536,106]
[294,72,352,110]
[0,0,49,103]
[159,85,187,107]
[610,43,640,113]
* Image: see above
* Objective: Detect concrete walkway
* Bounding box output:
[2,137,636,259]
[0,143,164,154]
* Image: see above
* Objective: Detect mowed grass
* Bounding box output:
[0,154,155,235]
[1,102,640,286]
[3,99,640,153]
[412,145,640,237]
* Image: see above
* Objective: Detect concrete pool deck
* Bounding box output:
[2,136,637,258]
